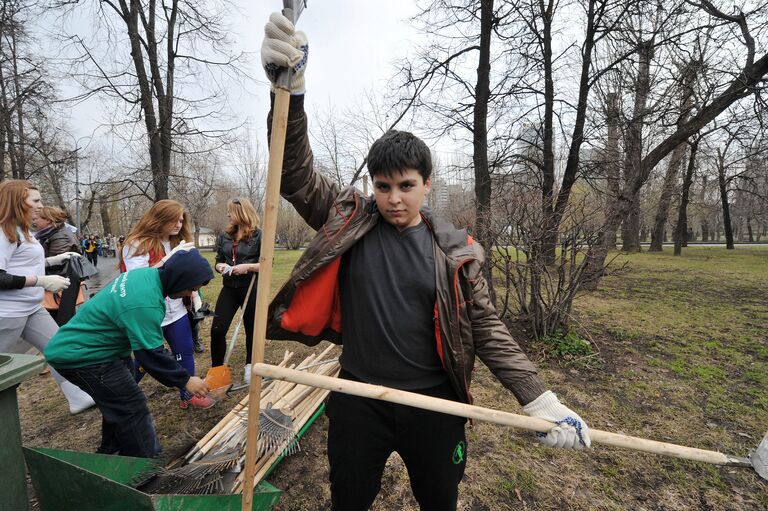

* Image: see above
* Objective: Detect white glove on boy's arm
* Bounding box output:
[34,275,71,292]
[160,241,196,264]
[261,11,308,94]
[522,391,591,449]
[45,251,82,267]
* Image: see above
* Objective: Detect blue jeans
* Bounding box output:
[58,358,161,458]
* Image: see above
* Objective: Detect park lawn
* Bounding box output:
[18,246,768,510]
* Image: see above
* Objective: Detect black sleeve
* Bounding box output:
[134,347,191,389]
[0,269,27,290]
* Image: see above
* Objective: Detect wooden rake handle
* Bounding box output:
[251,363,753,468]
[241,86,291,510]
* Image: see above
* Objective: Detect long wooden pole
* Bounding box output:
[251,363,756,469]
[241,86,291,511]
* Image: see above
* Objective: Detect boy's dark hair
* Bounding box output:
[366,130,432,182]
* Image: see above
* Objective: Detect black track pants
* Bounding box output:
[210,284,257,366]
[326,370,467,511]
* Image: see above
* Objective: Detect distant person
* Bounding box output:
[108,234,117,257]
[45,250,214,458]
[210,197,261,384]
[34,206,84,325]
[0,180,94,414]
[119,199,213,409]
[84,235,98,267]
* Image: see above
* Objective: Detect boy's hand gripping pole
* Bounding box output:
[241,2,307,509]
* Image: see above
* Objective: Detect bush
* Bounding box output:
[541,329,593,358]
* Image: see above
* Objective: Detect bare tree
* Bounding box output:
[649,59,699,251]
[673,137,699,255]
[277,199,312,250]
[55,0,245,200]
[584,1,768,286]
[0,0,57,182]
[230,125,266,209]
[170,139,218,245]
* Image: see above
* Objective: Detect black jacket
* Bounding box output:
[215,230,262,288]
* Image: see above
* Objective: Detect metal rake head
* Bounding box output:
[136,449,240,495]
[750,431,768,481]
[257,402,299,457]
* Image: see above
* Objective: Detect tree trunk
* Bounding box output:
[193,219,201,246]
[746,217,754,242]
[621,203,642,252]
[100,198,112,235]
[621,40,654,253]
[718,162,734,249]
[121,0,168,200]
[604,92,620,249]
[0,58,19,179]
[10,28,26,179]
[674,140,698,256]
[649,73,694,253]
[544,0,599,264]
[472,0,495,302]
[539,0,557,264]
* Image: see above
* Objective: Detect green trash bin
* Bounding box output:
[0,352,46,511]
[23,447,282,511]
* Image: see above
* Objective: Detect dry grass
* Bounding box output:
[19,246,768,510]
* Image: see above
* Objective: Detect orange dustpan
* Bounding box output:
[205,274,256,392]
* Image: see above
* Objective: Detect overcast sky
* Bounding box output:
[55,1,423,147]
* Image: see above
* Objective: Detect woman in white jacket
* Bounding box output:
[0,180,94,414]
[118,199,214,410]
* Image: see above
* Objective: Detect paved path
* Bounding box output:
[83,256,121,299]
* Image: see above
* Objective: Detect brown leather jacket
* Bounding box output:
[266,95,546,405]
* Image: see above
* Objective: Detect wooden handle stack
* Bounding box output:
[174,347,340,493]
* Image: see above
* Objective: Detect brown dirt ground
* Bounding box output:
[19,323,767,511]
[18,248,768,510]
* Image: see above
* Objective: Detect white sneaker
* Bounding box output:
[244,364,252,385]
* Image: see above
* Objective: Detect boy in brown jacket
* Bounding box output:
[261,12,591,511]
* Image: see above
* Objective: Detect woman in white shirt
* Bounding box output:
[0,180,95,414]
[118,199,213,410]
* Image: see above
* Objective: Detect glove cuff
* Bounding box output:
[522,390,560,416]
[290,74,305,95]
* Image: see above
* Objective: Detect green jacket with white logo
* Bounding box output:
[45,268,166,369]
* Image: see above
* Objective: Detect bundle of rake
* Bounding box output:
[142,346,340,495]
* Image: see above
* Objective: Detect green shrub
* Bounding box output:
[542,329,593,358]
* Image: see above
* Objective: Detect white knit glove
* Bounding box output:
[160,241,196,264]
[35,275,71,292]
[261,11,308,94]
[45,251,82,267]
[522,391,591,449]
[192,291,203,312]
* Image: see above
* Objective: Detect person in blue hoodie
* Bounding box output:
[45,249,215,458]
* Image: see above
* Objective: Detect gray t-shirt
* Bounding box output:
[339,220,446,390]
[0,228,45,317]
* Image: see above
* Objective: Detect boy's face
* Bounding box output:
[373,168,430,230]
